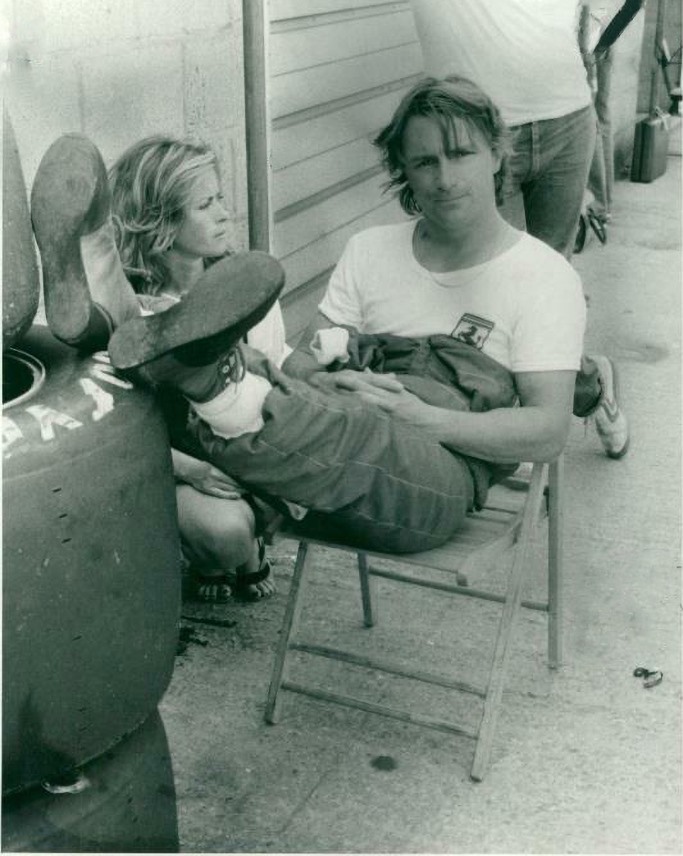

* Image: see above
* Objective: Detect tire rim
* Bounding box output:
[2,348,47,409]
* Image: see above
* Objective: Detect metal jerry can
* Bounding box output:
[630,110,670,183]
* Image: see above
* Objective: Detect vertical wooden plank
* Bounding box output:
[357,552,375,627]
[547,455,565,669]
[243,0,272,251]
[264,541,311,724]
[470,462,547,782]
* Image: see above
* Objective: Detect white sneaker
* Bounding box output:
[592,355,630,459]
[501,461,534,490]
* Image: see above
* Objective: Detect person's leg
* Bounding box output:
[587,49,614,220]
[587,135,608,221]
[497,122,532,231]
[594,48,615,214]
[190,370,476,554]
[521,106,596,259]
[30,134,140,351]
[108,252,284,388]
[109,270,473,553]
[177,485,275,601]
[577,354,630,459]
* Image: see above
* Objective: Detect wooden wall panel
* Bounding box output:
[275,171,388,259]
[271,87,416,170]
[268,0,419,334]
[270,0,403,21]
[280,195,404,344]
[271,43,422,118]
[280,196,403,298]
[272,137,380,213]
[269,8,415,77]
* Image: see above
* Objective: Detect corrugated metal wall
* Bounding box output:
[268,0,422,342]
[637,0,682,114]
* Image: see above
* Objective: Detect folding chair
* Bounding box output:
[265,456,564,781]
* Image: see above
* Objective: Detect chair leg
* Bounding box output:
[264,540,310,724]
[470,463,547,782]
[357,552,375,627]
[547,456,564,669]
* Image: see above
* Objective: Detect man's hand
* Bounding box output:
[332,370,439,432]
[308,367,405,394]
[331,368,404,394]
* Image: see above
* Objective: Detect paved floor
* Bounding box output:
[160,131,682,854]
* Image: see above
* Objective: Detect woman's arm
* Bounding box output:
[171,448,245,498]
[331,370,576,464]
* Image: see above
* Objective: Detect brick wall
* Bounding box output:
[5,0,249,251]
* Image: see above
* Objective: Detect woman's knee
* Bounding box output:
[176,486,255,567]
[210,503,255,552]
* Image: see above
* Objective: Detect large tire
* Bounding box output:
[3,326,181,795]
[1,710,179,853]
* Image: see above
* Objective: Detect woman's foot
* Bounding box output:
[189,570,233,603]
[233,538,276,601]
[236,568,276,600]
[187,539,275,603]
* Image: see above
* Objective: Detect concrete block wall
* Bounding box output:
[5,0,249,252]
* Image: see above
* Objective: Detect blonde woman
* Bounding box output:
[32,133,282,601]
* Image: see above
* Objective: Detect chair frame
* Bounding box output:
[265,456,564,781]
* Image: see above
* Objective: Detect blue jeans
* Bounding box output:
[499,105,602,418]
[588,48,615,216]
[189,363,475,554]
[186,338,528,554]
[500,105,597,258]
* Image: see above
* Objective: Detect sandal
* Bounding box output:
[188,572,233,604]
[232,538,275,601]
[587,210,608,244]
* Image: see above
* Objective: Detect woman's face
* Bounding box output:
[172,167,231,259]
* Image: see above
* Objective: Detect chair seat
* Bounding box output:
[279,479,530,582]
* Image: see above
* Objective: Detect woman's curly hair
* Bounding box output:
[109,136,220,294]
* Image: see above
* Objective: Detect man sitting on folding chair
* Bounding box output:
[71,76,583,557]
[101,75,585,558]
[284,75,586,501]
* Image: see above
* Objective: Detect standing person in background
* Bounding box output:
[580,3,616,226]
[579,0,647,225]
[409,0,630,459]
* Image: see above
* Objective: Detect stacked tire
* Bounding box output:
[3,113,181,851]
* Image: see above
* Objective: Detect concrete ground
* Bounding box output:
[160,127,682,854]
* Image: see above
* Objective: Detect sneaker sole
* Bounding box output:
[597,357,630,459]
[108,251,285,370]
[606,435,630,459]
[30,135,110,343]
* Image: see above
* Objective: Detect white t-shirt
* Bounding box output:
[319,221,586,374]
[248,302,292,368]
[410,0,592,126]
